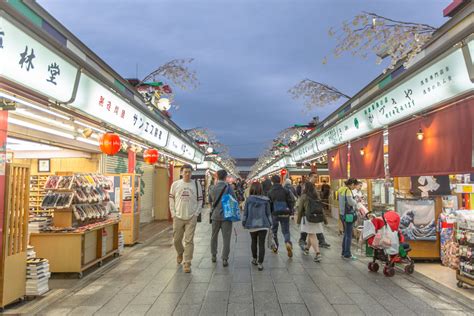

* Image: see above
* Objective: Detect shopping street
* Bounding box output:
[6,211,471,316]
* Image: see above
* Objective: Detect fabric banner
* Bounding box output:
[388,97,474,177]
[349,132,385,179]
[328,145,348,180]
[410,175,451,197]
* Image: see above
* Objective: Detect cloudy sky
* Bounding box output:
[39,0,448,158]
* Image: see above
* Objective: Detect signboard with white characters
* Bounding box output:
[0,16,78,102]
[166,133,194,160]
[313,48,473,153]
[72,74,169,148]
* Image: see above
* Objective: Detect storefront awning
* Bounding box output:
[349,131,385,179]
[328,145,348,180]
[388,97,474,177]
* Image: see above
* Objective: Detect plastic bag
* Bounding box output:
[372,224,392,249]
[362,220,376,240]
[222,193,241,222]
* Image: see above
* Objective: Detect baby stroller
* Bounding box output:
[363,211,415,277]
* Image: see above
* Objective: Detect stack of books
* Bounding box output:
[26,258,50,296]
[118,232,124,254]
[28,216,52,233]
[27,245,36,260]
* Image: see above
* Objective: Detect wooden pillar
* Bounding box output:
[0,111,8,267]
[128,150,136,173]
[168,164,174,222]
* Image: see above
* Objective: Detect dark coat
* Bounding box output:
[267,183,295,215]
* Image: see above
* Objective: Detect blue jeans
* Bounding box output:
[272,215,291,248]
[340,215,353,257]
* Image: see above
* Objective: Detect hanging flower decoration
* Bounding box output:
[99,132,121,156]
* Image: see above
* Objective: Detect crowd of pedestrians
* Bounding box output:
[169,165,359,273]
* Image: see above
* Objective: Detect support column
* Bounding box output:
[0,111,8,264]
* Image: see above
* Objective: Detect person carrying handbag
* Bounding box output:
[338,178,358,260]
[209,169,236,267]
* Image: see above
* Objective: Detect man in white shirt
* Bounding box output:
[169,164,203,273]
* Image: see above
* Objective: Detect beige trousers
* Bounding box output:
[173,215,198,263]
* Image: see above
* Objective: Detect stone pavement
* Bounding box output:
[34,210,473,316]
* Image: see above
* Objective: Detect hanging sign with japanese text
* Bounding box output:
[166,133,194,160]
[291,139,318,162]
[72,73,169,148]
[193,151,205,164]
[313,47,473,155]
[0,16,78,102]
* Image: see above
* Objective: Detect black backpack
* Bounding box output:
[304,196,324,223]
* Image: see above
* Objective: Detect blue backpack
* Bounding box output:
[222,187,241,222]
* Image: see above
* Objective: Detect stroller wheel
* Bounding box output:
[457,281,463,288]
[383,265,395,277]
[404,264,414,275]
[368,262,379,272]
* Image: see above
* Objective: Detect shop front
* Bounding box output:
[0,5,204,307]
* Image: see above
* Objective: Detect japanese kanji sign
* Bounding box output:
[0,16,78,102]
[72,74,170,149]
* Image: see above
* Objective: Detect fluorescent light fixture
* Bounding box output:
[0,92,70,120]
[7,137,61,151]
[77,137,99,146]
[15,109,75,131]
[8,117,75,139]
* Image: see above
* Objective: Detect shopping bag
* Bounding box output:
[385,229,400,255]
[222,193,241,222]
[362,220,376,240]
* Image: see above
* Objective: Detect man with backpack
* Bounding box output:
[169,165,203,273]
[268,175,295,257]
[209,169,236,267]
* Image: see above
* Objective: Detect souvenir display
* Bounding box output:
[455,210,474,288]
[44,176,59,189]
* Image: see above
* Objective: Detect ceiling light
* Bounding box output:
[76,137,99,146]
[8,117,74,139]
[0,92,70,120]
[15,109,74,131]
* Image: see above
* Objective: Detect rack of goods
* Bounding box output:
[29,173,121,278]
[455,210,474,288]
[0,164,30,308]
[103,174,141,245]
[29,175,49,212]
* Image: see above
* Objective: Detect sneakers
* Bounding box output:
[211,255,217,263]
[319,242,331,249]
[183,262,191,273]
[177,254,183,264]
[271,245,278,253]
[286,242,293,258]
[314,253,322,262]
[251,258,258,266]
[258,264,264,271]
[298,240,306,251]
[303,248,310,256]
[343,255,357,261]
[223,259,229,267]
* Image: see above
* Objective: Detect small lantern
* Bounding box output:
[99,132,121,156]
[144,148,159,164]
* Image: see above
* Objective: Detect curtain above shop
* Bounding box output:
[388,97,474,177]
[349,131,385,179]
[328,145,348,180]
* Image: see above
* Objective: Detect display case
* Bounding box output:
[29,173,120,277]
[29,175,49,213]
[104,173,141,245]
[119,174,141,245]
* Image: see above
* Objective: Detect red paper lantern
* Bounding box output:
[144,148,159,164]
[280,169,288,177]
[99,132,121,155]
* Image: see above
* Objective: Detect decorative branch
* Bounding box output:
[289,79,350,110]
[140,58,199,90]
[326,12,438,72]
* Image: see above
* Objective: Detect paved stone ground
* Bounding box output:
[35,210,473,316]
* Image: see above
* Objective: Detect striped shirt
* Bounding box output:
[169,179,203,220]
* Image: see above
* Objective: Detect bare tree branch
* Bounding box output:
[288,79,351,110]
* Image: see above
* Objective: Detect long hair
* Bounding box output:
[249,182,263,196]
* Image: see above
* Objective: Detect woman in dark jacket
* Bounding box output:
[242,182,272,271]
